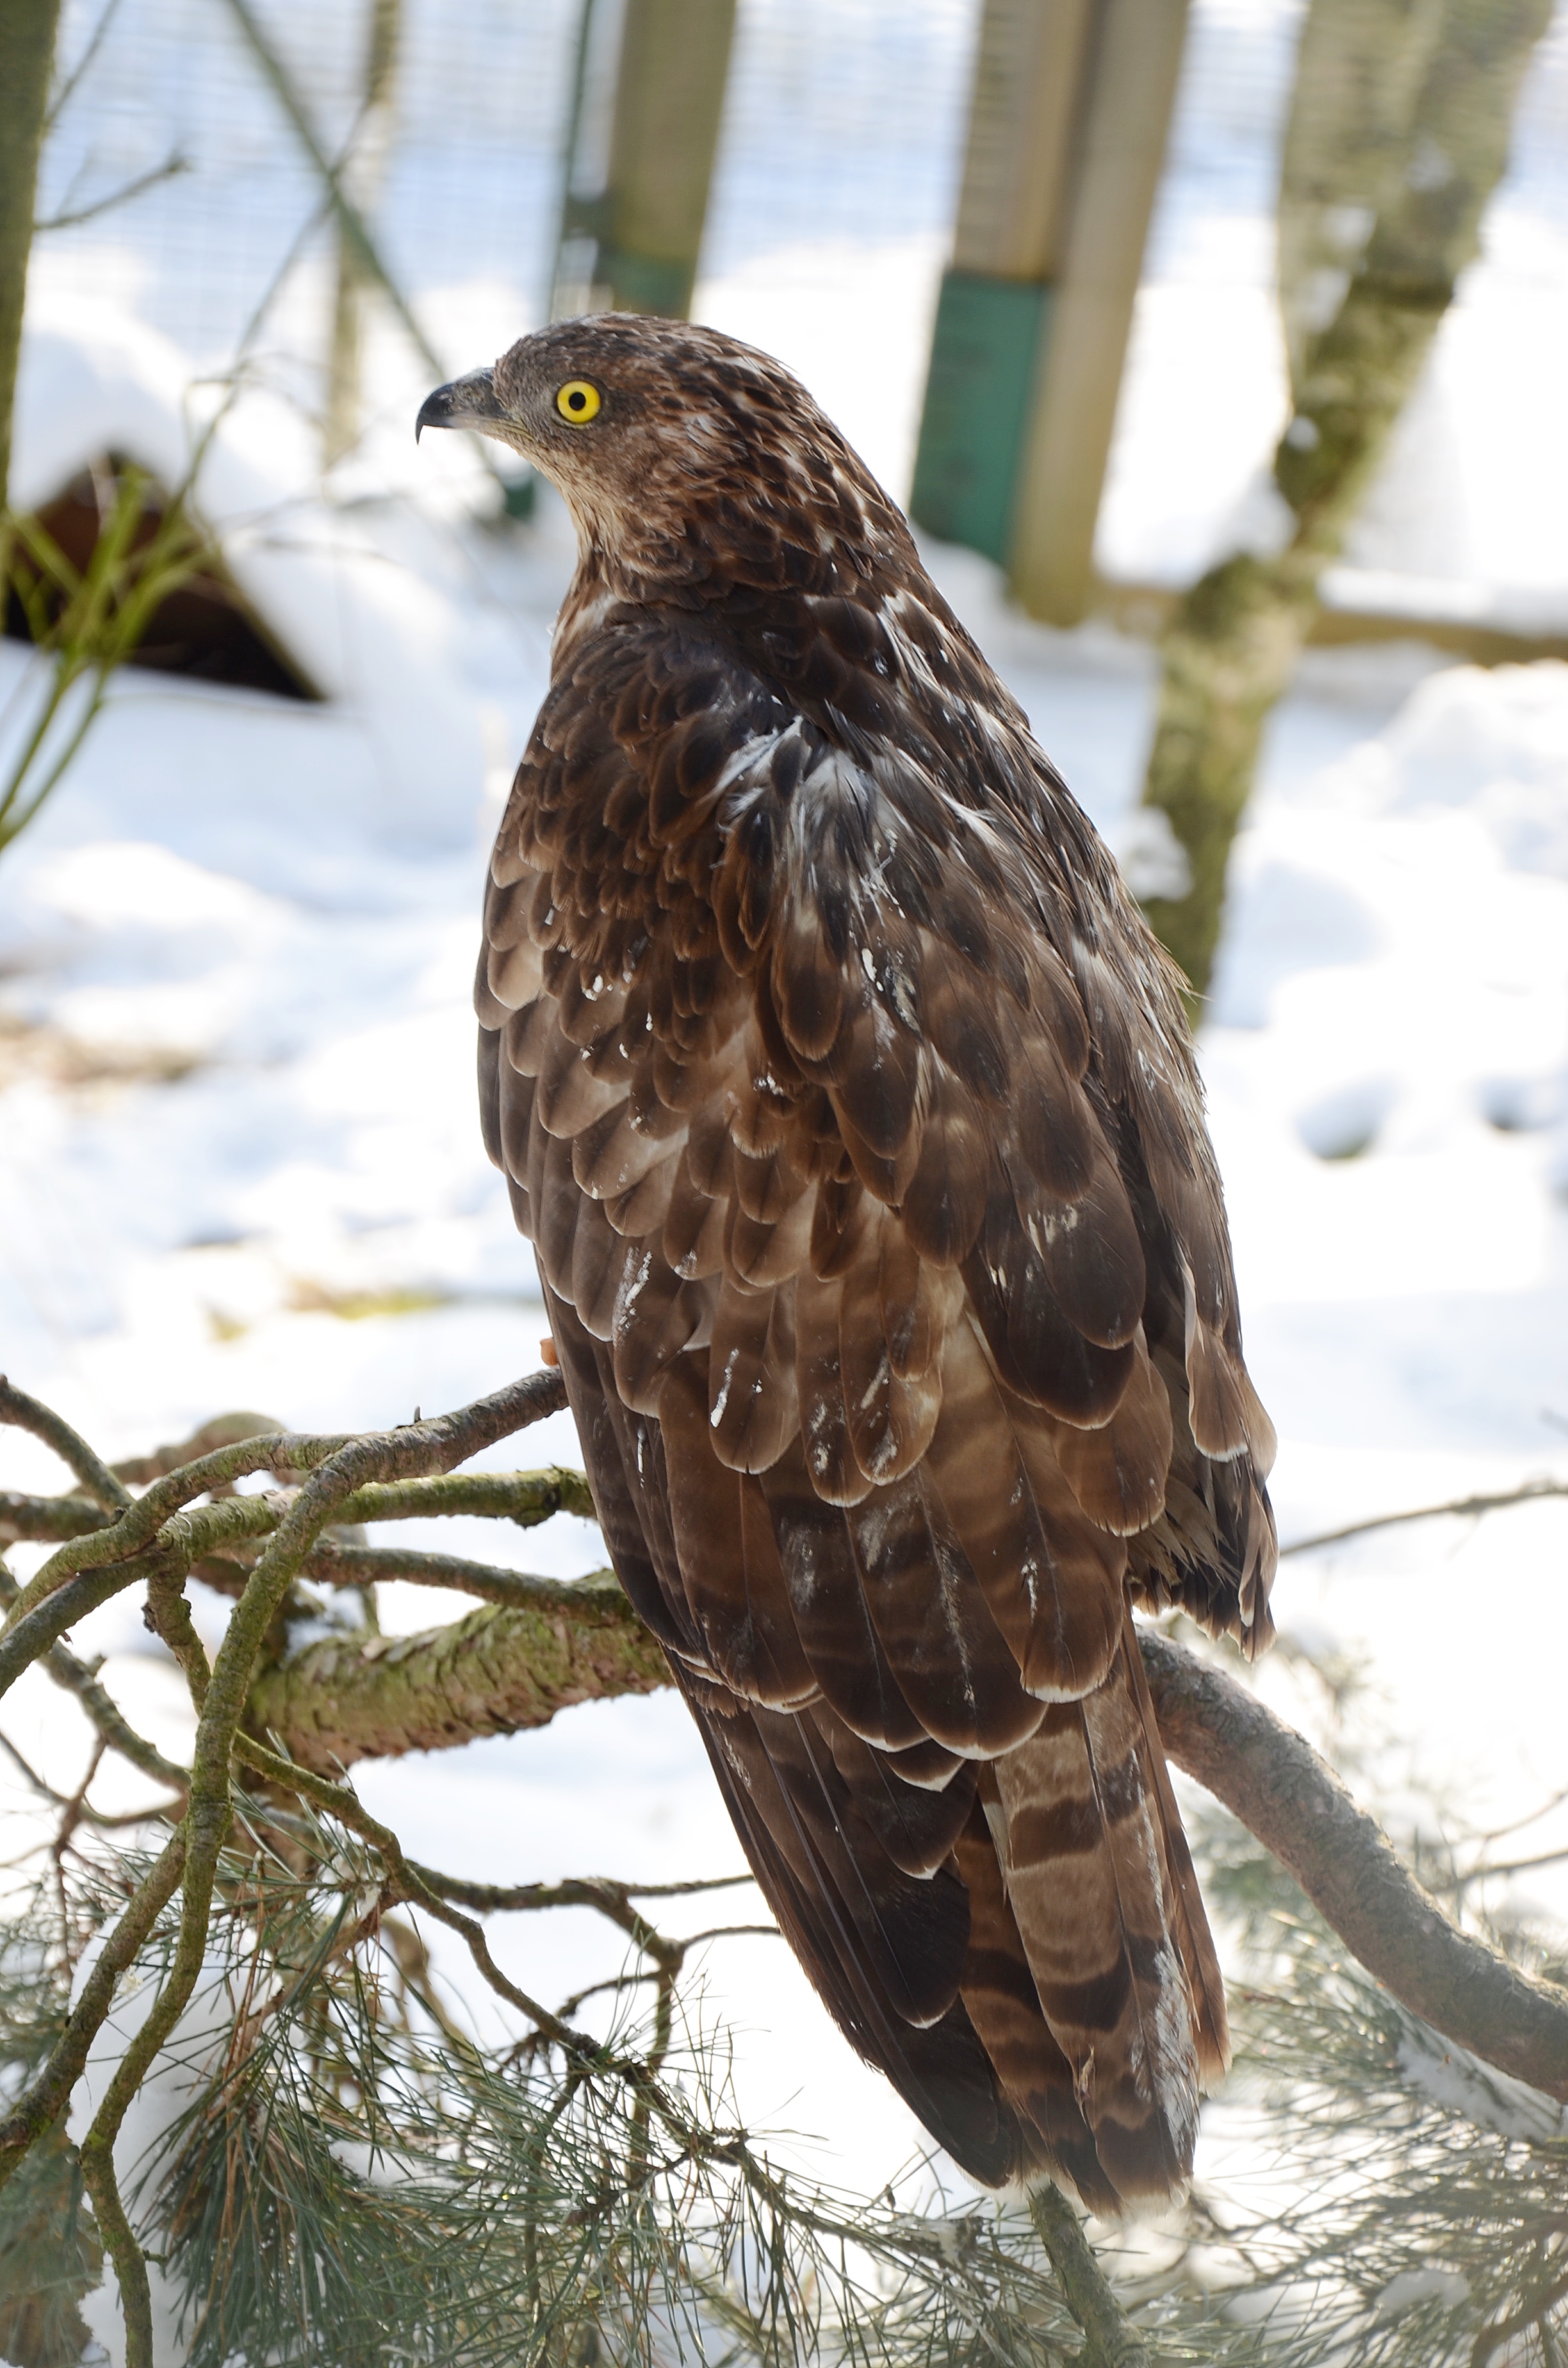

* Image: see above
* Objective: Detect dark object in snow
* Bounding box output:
[420,315,1278,2213]
[4,456,318,700]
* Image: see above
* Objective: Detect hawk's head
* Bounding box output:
[417,315,899,598]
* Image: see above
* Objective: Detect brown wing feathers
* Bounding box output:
[473,321,1275,2211]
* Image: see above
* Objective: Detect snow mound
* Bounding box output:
[8,300,489,846]
[1371,659,1568,876]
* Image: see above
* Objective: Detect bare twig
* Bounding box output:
[217,0,516,499]
[0,1373,130,1510]
[35,151,188,231]
[1428,1844,1568,1902]
[417,1870,756,1913]
[0,1487,108,1543]
[1028,2184,1152,2368]
[45,0,126,130]
[1,1559,189,1795]
[2,1373,568,1634]
[1282,1477,1568,1558]
[298,1540,614,1602]
[111,1411,284,1486]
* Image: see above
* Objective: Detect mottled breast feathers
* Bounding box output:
[472,317,1276,2211]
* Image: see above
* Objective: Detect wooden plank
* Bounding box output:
[557,0,737,320]
[953,0,1096,281]
[1009,0,1189,624]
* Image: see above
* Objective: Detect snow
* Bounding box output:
[1394,2032,1568,2147]
[1371,2268,1472,2321]
[10,297,496,846]
[3,6,1568,2350]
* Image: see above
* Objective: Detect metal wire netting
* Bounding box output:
[25,0,1568,555]
[29,1,1327,390]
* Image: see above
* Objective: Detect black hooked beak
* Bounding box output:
[416,366,503,441]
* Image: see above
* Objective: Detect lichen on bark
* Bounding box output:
[247,1575,670,1772]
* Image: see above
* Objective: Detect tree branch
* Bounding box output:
[1139,1627,1568,2102]
[1027,2184,1151,2368]
[1281,1477,1568,1556]
[0,1374,129,1510]
[247,1577,669,1770]
[297,1540,616,1602]
[0,1562,187,1793]
[7,1371,1566,2136]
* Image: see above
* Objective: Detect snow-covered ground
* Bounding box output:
[4,6,1568,2344]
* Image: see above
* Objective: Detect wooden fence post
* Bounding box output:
[554,0,737,321]
[912,0,1189,626]
[1009,0,1189,625]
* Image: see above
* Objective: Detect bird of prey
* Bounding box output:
[417,318,1277,2212]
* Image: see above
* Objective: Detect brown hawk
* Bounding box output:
[417,317,1277,2212]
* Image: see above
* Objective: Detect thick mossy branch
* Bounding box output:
[248,1577,669,1771]
[1140,1629,1568,2103]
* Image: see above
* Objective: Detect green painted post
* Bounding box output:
[554,0,737,321]
[911,0,1095,561]
[913,0,1189,623]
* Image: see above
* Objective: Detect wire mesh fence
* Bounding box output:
[24,0,1568,584]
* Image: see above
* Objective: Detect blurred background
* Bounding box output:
[2,0,1567,2338]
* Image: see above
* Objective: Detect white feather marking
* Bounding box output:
[612,1250,653,1342]
[710,1347,740,1427]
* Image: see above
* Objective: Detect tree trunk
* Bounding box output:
[1136,0,1550,999]
[0,0,61,507]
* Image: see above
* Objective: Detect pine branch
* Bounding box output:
[6,1356,1567,2362]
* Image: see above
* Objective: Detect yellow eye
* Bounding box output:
[555,379,601,425]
